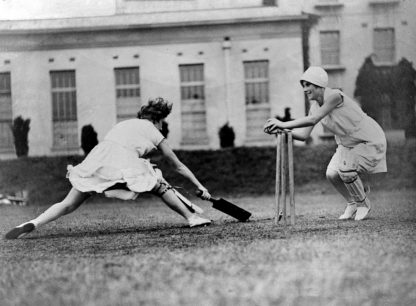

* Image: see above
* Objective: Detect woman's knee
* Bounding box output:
[151,178,173,197]
[326,169,339,182]
[60,189,88,213]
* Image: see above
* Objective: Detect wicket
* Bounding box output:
[275,131,295,225]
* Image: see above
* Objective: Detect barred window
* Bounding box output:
[244,60,269,105]
[180,64,205,100]
[50,70,78,149]
[320,31,340,65]
[0,72,13,150]
[114,67,141,121]
[373,28,395,63]
[244,60,271,141]
[179,64,207,144]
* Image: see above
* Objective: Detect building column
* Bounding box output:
[222,36,232,123]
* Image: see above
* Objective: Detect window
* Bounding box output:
[114,67,141,121]
[0,72,13,150]
[244,61,269,105]
[373,28,395,63]
[50,71,78,149]
[179,64,208,144]
[263,0,277,6]
[244,60,270,141]
[320,31,340,65]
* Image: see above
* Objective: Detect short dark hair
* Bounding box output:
[137,97,172,122]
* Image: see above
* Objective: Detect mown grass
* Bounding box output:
[1,188,415,306]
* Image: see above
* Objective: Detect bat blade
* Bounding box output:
[211,197,252,221]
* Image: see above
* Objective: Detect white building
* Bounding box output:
[0,0,415,158]
[302,0,416,140]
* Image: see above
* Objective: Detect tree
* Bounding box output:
[218,122,235,148]
[10,116,30,157]
[354,56,384,121]
[392,58,416,138]
[81,124,98,156]
[355,56,416,138]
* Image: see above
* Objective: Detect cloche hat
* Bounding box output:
[300,66,328,88]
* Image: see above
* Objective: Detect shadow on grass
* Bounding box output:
[21,216,356,243]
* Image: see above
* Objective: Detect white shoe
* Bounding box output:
[188,215,211,228]
[355,198,371,221]
[339,203,357,220]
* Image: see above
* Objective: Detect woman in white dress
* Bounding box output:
[264,66,387,221]
[5,98,211,239]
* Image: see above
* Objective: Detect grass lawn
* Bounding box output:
[1,187,415,306]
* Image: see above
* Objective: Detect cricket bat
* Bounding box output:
[196,190,252,222]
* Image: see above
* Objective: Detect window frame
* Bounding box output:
[0,72,13,151]
[50,70,79,150]
[373,27,395,64]
[114,66,141,121]
[320,30,341,66]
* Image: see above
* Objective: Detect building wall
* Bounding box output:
[115,0,267,14]
[0,20,305,157]
[298,0,416,141]
[303,0,416,97]
[3,0,413,158]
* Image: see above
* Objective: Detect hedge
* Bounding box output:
[0,141,414,206]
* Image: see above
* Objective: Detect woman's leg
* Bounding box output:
[31,188,90,227]
[326,169,358,220]
[159,189,194,219]
[5,188,90,239]
[152,179,210,227]
[326,169,354,202]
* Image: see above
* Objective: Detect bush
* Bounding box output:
[0,142,414,205]
[161,120,169,138]
[218,123,235,148]
[81,124,98,156]
[355,56,416,138]
[10,116,30,157]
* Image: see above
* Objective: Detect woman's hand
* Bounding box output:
[264,118,284,134]
[197,187,211,200]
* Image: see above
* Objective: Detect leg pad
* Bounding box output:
[339,170,366,203]
[151,178,173,196]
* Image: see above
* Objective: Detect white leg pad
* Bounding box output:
[172,189,204,214]
[339,170,366,203]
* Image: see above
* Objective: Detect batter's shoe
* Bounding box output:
[5,222,35,239]
[188,215,211,228]
[339,203,357,220]
[355,198,371,221]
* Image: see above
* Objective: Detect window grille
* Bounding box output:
[50,70,78,149]
[115,67,141,121]
[244,60,271,141]
[0,72,13,150]
[373,28,395,63]
[179,64,207,144]
[320,31,340,65]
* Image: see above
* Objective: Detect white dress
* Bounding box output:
[309,88,387,174]
[67,119,164,193]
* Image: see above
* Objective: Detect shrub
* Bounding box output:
[355,56,416,138]
[218,123,235,148]
[161,120,169,138]
[0,142,414,205]
[81,124,98,155]
[10,116,30,157]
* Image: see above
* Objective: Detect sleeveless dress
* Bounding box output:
[309,88,387,174]
[67,119,164,193]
